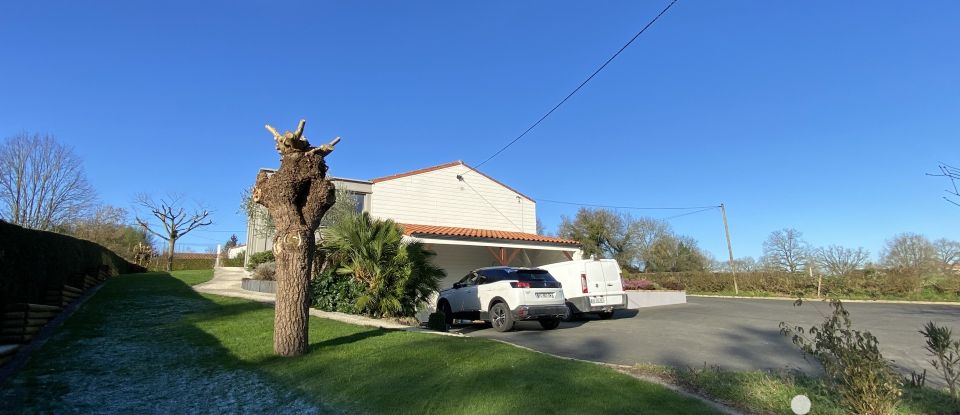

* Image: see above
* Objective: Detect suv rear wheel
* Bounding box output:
[539,318,560,330]
[490,302,514,332]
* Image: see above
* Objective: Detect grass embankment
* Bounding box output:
[1,270,719,414]
[628,364,960,415]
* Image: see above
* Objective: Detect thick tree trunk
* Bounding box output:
[254,120,338,357]
[273,229,314,355]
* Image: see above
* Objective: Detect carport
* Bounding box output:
[400,223,582,292]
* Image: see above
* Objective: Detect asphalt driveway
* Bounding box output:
[454,297,960,385]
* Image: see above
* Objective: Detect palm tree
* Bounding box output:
[322,212,444,318]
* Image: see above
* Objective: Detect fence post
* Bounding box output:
[215,244,221,268]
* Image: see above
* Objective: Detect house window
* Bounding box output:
[354,192,365,213]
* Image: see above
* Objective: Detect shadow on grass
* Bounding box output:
[3,272,723,415]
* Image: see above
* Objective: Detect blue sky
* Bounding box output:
[1,1,957,260]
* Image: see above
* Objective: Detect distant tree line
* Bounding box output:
[552,207,959,277]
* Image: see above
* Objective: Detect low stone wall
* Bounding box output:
[241,278,276,294]
[625,290,686,309]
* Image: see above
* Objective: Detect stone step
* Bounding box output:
[0,343,20,357]
[4,304,60,312]
[1,318,50,328]
[3,311,58,320]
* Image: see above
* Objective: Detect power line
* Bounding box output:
[662,206,718,221]
[536,198,715,211]
[470,0,680,171]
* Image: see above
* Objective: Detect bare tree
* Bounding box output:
[930,163,960,207]
[0,133,96,230]
[253,119,339,357]
[815,245,870,276]
[933,238,960,273]
[134,194,212,272]
[881,233,936,274]
[716,256,759,273]
[761,228,809,273]
[67,204,152,260]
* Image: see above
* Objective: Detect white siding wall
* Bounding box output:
[370,164,537,233]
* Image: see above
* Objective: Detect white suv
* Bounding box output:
[437,267,568,332]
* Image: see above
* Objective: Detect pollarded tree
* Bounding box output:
[762,228,810,273]
[0,133,96,230]
[135,194,212,271]
[253,119,340,357]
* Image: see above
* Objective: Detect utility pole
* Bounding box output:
[720,203,739,294]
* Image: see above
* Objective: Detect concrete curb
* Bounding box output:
[688,294,960,306]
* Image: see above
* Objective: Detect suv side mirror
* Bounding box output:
[453,282,463,289]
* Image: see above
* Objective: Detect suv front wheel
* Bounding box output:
[490,302,515,332]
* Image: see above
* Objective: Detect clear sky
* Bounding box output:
[1,1,957,261]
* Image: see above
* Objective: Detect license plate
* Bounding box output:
[535,292,555,299]
[589,296,606,304]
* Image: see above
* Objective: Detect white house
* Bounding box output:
[226,245,246,259]
[245,160,581,291]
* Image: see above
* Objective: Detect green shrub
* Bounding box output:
[246,250,275,271]
[427,311,448,332]
[919,321,960,400]
[780,300,902,415]
[252,262,276,281]
[321,212,445,318]
[310,267,363,313]
[221,251,245,267]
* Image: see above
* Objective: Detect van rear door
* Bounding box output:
[599,260,625,306]
[583,261,610,307]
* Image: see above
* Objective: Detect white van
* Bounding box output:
[538,258,627,320]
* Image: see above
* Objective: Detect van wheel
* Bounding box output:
[490,303,514,332]
[562,303,578,322]
[597,311,614,320]
[539,318,561,330]
[439,301,453,326]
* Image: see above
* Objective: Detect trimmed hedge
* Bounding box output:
[629,270,960,300]
[0,220,143,310]
[146,258,214,271]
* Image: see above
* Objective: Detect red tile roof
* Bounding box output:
[371,160,534,202]
[399,223,580,246]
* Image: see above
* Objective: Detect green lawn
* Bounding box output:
[1,271,720,414]
[628,364,960,415]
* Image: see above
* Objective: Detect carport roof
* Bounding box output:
[399,223,580,246]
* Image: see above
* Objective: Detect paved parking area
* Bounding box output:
[454,297,960,384]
